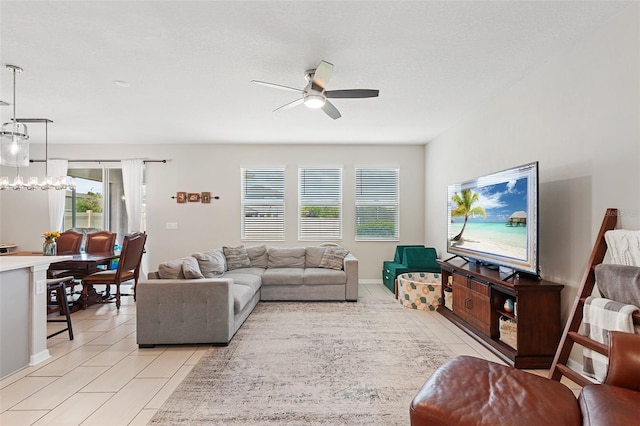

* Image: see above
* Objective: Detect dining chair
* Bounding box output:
[48,230,84,281]
[81,232,147,309]
[55,231,83,255]
[84,231,116,255]
[51,231,117,294]
[47,276,74,340]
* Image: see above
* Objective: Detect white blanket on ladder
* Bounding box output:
[604,230,640,266]
[582,296,639,381]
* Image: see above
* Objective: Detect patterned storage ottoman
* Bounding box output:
[397,272,442,311]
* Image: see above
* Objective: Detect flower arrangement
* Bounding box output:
[42,231,60,256]
[43,231,61,242]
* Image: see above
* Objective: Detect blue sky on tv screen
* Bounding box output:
[453,177,528,223]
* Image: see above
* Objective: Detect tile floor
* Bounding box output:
[1,283,580,425]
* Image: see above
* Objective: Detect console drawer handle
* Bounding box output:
[465,298,472,310]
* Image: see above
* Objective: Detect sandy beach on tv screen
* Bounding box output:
[449,228,527,261]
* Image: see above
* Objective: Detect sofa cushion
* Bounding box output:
[247,244,268,268]
[305,246,326,268]
[319,247,349,270]
[224,270,263,293]
[268,247,305,268]
[231,284,255,313]
[182,257,205,279]
[192,249,226,278]
[262,268,304,285]
[158,256,195,279]
[304,268,346,285]
[223,245,251,270]
[225,267,265,277]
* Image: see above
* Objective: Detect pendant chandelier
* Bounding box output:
[0,65,29,167]
[0,119,76,191]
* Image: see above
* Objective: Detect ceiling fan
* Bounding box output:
[251,60,379,120]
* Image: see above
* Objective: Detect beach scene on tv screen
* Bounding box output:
[449,176,529,262]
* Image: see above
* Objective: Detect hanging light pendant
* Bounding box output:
[0,65,29,167]
[0,118,75,191]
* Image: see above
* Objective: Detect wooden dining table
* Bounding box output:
[49,252,117,275]
[2,251,118,309]
[52,252,119,309]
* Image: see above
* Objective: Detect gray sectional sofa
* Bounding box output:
[136,245,358,347]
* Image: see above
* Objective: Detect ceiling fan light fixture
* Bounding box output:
[254,60,378,119]
[303,94,326,109]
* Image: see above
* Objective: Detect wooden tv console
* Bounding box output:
[437,259,564,369]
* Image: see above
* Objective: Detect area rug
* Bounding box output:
[150,298,453,425]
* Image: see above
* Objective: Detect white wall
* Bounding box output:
[1,143,425,280]
[425,5,640,326]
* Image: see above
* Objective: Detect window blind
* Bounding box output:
[355,167,399,240]
[241,167,285,241]
[298,167,342,240]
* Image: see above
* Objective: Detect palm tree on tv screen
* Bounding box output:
[451,189,486,241]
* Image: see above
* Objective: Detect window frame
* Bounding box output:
[240,166,286,241]
[298,166,343,241]
[65,166,128,235]
[354,166,400,241]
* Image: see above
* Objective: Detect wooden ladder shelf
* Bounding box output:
[549,208,640,387]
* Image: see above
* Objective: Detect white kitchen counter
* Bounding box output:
[0,255,72,379]
[0,255,71,272]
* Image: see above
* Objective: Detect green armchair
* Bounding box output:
[382,246,439,293]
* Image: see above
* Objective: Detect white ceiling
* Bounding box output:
[0,1,632,146]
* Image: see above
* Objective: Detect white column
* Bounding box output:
[29,263,51,366]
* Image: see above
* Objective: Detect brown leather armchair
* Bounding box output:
[410,331,640,425]
[578,331,640,425]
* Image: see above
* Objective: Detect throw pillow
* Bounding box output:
[246,244,268,268]
[223,245,251,270]
[182,257,205,279]
[192,249,226,278]
[158,256,194,279]
[319,247,349,270]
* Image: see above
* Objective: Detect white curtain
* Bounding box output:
[121,159,144,232]
[47,159,68,231]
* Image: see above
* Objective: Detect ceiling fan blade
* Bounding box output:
[273,98,304,112]
[251,80,304,93]
[325,89,380,99]
[321,101,341,120]
[312,60,333,89]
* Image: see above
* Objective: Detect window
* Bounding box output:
[355,167,399,240]
[298,167,342,240]
[241,167,285,241]
[65,167,129,240]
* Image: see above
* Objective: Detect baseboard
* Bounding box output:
[30,349,51,366]
[565,358,599,384]
[566,358,582,373]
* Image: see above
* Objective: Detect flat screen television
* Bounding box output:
[447,161,539,276]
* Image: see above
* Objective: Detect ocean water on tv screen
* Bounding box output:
[449,221,527,261]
